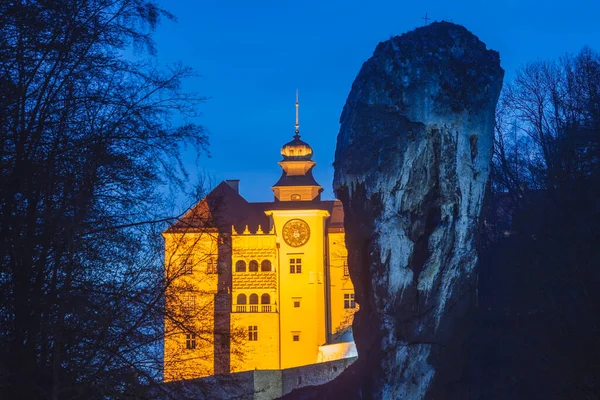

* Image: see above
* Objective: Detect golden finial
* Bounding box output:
[295,89,300,137]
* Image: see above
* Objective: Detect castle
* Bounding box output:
[163,97,356,381]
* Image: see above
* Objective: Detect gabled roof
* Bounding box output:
[165,181,264,233]
[165,181,345,234]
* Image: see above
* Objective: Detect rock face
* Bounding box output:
[331,22,503,399]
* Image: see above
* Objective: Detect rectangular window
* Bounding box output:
[183,295,196,311]
[344,293,356,309]
[292,333,300,342]
[293,300,301,308]
[248,325,258,341]
[290,258,302,274]
[180,254,193,274]
[343,260,349,276]
[186,333,196,349]
[206,257,218,274]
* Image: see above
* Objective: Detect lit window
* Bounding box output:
[261,294,270,304]
[186,333,196,349]
[182,295,195,312]
[207,257,218,274]
[180,254,193,274]
[236,294,247,312]
[261,294,272,312]
[249,294,259,304]
[261,260,272,271]
[249,260,259,272]
[290,258,302,274]
[343,260,349,276]
[249,294,259,312]
[291,194,301,200]
[344,293,356,309]
[248,326,258,341]
[235,260,246,272]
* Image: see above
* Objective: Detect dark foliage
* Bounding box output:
[0,0,207,398]
[473,46,600,399]
[474,191,600,399]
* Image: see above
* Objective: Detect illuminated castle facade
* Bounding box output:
[163,98,356,381]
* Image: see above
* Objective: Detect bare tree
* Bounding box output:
[0,0,220,398]
[480,47,600,398]
[493,47,600,198]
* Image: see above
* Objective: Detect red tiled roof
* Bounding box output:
[165,181,345,234]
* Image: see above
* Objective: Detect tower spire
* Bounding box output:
[295,90,300,138]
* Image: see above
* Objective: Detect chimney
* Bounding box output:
[225,180,240,193]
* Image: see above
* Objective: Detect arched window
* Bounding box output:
[261,294,270,304]
[237,294,247,304]
[249,294,259,304]
[235,260,246,272]
[291,194,301,201]
[249,260,259,272]
[261,260,272,272]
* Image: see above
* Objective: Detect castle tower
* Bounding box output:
[272,92,323,202]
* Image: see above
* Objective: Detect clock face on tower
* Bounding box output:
[282,219,310,247]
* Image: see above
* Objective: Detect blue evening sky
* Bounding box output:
[153,0,600,203]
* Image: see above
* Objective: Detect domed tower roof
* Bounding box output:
[281,133,313,160]
[271,91,323,202]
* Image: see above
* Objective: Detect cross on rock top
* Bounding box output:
[422,12,431,26]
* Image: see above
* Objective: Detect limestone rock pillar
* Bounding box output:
[332,22,503,399]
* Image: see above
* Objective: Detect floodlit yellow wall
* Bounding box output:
[230,231,280,372]
[163,231,219,381]
[328,232,357,337]
[229,313,280,372]
[163,208,355,382]
[266,209,329,369]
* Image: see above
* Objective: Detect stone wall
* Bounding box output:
[281,357,357,396]
[157,357,357,399]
